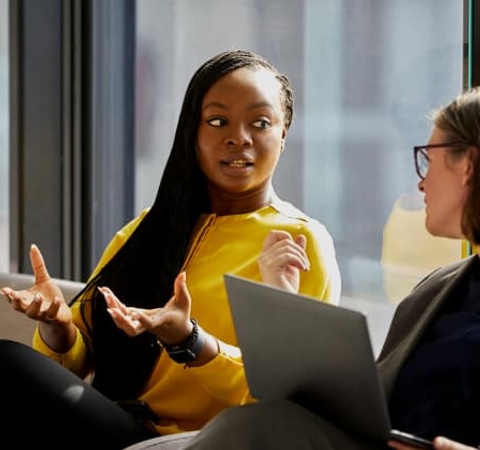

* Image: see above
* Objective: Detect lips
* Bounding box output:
[222,160,253,168]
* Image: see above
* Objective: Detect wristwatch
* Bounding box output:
[157,318,206,364]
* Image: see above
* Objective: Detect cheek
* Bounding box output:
[195,147,210,174]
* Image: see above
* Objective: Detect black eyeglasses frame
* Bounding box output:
[413,142,466,180]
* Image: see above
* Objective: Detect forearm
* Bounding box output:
[38,320,77,353]
[33,325,92,378]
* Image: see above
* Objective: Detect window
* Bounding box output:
[0,0,8,272]
[135,0,464,353]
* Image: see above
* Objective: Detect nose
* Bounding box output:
[225,124,252,147]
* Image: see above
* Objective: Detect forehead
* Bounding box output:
[428,126,449,144]
[203,67,282,105]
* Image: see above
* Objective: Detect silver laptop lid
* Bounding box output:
[224,273,392,441]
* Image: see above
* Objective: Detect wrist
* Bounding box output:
[157,318,206,364]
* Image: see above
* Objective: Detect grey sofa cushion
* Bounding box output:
[122,431,199,450]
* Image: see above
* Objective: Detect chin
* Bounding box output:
[425,222,445,239]
[426,225,461,240]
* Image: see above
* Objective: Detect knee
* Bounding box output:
[0,339,46,384]
[212,399,309,429]
[188,400,333,450]
[0,338,32,359]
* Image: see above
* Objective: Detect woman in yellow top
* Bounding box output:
[0,49,340,449]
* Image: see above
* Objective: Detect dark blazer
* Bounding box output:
[377,254,477,399]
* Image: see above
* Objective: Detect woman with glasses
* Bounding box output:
[180,86,480,450]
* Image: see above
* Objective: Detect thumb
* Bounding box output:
[172,271,192,314]
[30,244,52,284]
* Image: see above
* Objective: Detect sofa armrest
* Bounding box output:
[0,271,85,345]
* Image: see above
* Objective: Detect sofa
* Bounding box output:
[0,271,85,345]
[122,431,199,450]
[0,271,198,449]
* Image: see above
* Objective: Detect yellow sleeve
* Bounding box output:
[187,341,256,405]
[300,219,341,305]
[32,326,92,378]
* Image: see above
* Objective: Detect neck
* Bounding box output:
[209,187,275,216]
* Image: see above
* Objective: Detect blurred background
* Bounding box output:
[1,0,477,352]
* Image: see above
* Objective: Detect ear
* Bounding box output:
[462,146,477,185]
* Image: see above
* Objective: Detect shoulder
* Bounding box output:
[270,194,310,221]
[390,255,477,319]
[89,208,151,278]
[411,254,477,291]
[116,207,150,237]
[270,196,332,240]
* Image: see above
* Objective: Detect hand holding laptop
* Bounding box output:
[388,435,476,450]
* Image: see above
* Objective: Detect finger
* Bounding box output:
[5,289,34,311]
[1,287,12,298]
[8,294,28,312]
[106,308,143,336]
[1,287,13,301]
[98,286,129,314]
[433,437,473,450]
[128,307,156,327]
[293,235,310,269]
[294,234,307,250]
[262,230,293,251]
[43,295,61,321]
[30,244,52,284]
[266,240,310,271]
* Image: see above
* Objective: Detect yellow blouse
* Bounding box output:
[33,197,341,435]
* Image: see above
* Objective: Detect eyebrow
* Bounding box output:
[202,101,273,112]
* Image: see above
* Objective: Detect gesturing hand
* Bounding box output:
[0,244,72,325]
[101,271,194,344]
[258,230,310,293]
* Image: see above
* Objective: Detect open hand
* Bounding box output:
[0,244,72,325]
[101,271,194,344]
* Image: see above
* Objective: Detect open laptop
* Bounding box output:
[224,274,433,448]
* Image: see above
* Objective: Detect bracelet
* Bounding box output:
[157,318,206,364]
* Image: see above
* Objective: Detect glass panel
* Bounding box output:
[0,0,9,272]
[135,0,464,354]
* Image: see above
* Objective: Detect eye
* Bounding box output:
[252,118,270,129]
[207,117,226,127]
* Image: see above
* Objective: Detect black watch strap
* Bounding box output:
[157,318,206,364]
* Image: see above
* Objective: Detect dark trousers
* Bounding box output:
[183,399,387,450]
[0,339,157,450]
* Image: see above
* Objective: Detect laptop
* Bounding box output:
[224,274,433,448]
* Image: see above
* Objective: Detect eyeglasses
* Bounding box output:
[413,143,466,180]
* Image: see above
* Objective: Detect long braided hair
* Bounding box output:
[72,49,294,400]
